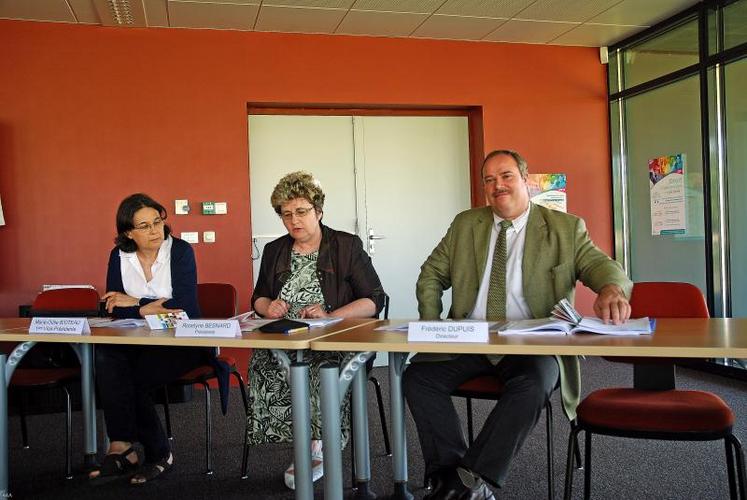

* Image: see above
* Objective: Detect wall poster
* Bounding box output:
[649,153,686,235]
[527,173,566,212]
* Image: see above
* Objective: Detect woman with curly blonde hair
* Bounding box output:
[249,171,386,489]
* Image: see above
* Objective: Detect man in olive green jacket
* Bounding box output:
[404,150,632,500]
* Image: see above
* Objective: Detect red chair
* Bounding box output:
[563,282,745,499]
[161,283,249,476]
[17,287,100,479]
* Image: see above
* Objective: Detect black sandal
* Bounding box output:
[89,447,138,481]
[130,453,173,485]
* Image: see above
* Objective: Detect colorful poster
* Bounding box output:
[527,173,566,212]
[649,153,686,235]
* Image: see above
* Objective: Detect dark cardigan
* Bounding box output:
[105,236,201,319]
[252,224,386,316]
[104,237,232,413]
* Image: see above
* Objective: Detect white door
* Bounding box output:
[248,114,471,323]
[248,115,358,284]
[354,116,470,320]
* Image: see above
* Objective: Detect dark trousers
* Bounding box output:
[403,354,559,487]
[95,345,210,462]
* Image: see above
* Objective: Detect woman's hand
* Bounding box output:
[265,299,290,319]
[102,291,140,313]
[300,303,328,319]
[138,298,183,317]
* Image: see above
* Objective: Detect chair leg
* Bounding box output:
[20,392,29,449]
[231,370,251,479]
[369,376,391,456]
[563,423,583,500]
[201,382,213,475]
[64,386,73,480]
[350,409,357,489]
[466,397,474,445]
[726,437,738,500]
[162,387,173,441]
[583,431,592,500]
[545,401,554,500]
[573,422,582,470]
[727,434,746,500]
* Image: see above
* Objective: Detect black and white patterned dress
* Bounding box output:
[246,250,351,445]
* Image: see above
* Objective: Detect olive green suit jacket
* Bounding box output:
[415,203,633,419]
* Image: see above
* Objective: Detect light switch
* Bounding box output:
[175,200,190,215]
[181,232,199,244]
[215,202,227,215]
[203,231,216,243]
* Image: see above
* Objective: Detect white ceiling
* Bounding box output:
[0,0,703,47]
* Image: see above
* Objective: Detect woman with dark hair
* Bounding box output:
[249,172,386,490]
[89,193,213,485]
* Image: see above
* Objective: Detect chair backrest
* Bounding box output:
[630,281,709,318]
[197,283,238,319]
[30,288,101,317]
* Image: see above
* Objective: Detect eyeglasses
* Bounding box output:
[132,218,165,232]
[280,206,316,221]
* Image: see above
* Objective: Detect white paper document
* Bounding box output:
[500,317,654,336]
[89,318,147,328]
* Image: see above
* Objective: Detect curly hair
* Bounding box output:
[270,171,325,214]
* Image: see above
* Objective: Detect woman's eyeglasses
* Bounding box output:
[280,206,315,221]
[132,218,165,232]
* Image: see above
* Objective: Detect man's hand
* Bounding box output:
[593,284,631,325]
[138,298,182,317]
[102,291,140,313]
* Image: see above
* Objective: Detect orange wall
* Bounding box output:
[0,20,612,318]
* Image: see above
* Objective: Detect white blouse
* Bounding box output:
[119,236,173,300]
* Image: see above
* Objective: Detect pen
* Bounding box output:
[285,326,309,334]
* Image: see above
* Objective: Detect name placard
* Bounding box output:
[29,317,90,335]
[175,320,240,338]
[407,321,489,343]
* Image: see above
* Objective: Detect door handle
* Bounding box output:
[368,228,386,254]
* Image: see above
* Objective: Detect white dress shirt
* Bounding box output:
[470,206,532,321]
[119,236,173,300]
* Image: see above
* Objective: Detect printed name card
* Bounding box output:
[407,321,489,343]
[175,320,241,338]
[29,317,90,335]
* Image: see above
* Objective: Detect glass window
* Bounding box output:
[623,18,699,89]
[608,48,620,95]
[724,0,747,50]
[724,57,747,316]
[623,76,706,291]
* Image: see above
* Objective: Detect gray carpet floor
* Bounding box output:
[6,357,747,499]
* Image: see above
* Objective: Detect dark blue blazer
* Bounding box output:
[105,236,201,319]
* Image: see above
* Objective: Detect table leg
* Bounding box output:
[351,355,375,499]
[389,352,413,500]
[78,345,97,466]
[633,363,675,390]
[291,361,313,500]
[1,354,9,497]
[321,363,343,500]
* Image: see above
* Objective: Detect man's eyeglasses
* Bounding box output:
[280,206,316,221]
[132,218,165,232]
